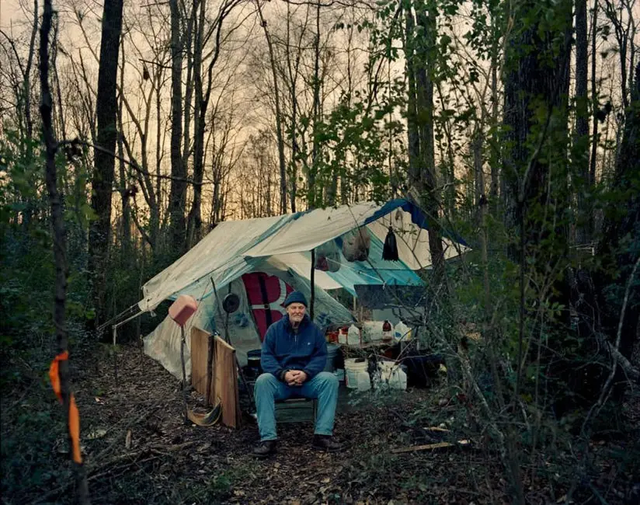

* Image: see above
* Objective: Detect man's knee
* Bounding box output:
[315,371,338,388]
[255,372,279,391]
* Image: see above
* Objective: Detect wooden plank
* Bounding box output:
[214,336,241,428]
[190,327,212,397]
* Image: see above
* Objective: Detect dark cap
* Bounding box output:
[283,291,308,307]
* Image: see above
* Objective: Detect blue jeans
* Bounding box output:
[254,371,339,441]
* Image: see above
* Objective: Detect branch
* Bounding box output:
[0,29,27,79]
[139,58,172,70]
[281,0,376,9]
[606,341,640,383]
[582,254,640,433]
[59,140,206,186]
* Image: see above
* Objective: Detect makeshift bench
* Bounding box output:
[275,397,318,424]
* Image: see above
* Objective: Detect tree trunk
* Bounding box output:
[489,9,500,214]
[152,65,164,250]
[405,9,420,191]
[24,0,39,140]
[309,1,322,209]
[187,0,206,248]
[574,0,591,244]
[473,129,484,214]
[501,0,573,500]
[256,0,287,214]
[89,0,123,328]
[117,127,131,259]
[117,41,130,259]
[40,1,91,502]
[414,1,446,285]
[169,0,187,254]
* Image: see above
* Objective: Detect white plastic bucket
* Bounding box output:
[344,358,368,388]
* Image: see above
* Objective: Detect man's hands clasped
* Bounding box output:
[284,370,308,386]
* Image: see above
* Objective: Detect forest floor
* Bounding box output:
[2,342,639,505]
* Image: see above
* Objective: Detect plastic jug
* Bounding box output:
[393,321,411,342]
[347,324,361,345]
[356,370,371,391]
[338,326,348,345]
[363,321,383,342]
[389,367,407,390]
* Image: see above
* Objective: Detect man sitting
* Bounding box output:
[253,291,341,457]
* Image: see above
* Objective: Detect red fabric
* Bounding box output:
[242,273,293,341]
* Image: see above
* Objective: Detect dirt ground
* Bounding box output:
[2,343,639,505]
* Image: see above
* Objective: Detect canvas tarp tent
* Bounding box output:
[138,199,468,378]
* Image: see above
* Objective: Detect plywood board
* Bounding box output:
[214,336,241,428]
[190,327,212,397]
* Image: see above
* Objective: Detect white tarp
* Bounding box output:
[143,269,353,379]
[243,201,382,259]
[139,199,469,313]
[139,199,469,378]
[139,215,290,312]
[366,209,467,270]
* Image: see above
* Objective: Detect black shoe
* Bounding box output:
[253,439,277,458]
[312,435,342,452]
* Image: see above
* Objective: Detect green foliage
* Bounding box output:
[0,376,72,502]
[299,87,403,206]
[1,123,95,353]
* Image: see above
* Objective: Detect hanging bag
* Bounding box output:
[342,228,371,262]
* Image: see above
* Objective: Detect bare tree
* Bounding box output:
[39,0,91,501]
[88,0,123,327]
[187,0,244,247]
[168,0,187,253]
[255,0,288,214]
[575,0,591,244]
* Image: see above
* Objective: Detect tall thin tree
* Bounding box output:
[40,0,91,501]
[169,0,187,253]
[88,0,123,328]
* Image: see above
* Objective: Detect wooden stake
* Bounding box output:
[180,325,189,423]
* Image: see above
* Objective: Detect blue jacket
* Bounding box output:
[261,314,327,381]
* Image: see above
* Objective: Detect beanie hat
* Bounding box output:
[283,291,308,307]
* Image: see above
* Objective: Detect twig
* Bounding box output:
[388,408,439,443]
[36,453,162,504]
[89,404,162,465]
[581,254,640,435]
[568,255,640,502]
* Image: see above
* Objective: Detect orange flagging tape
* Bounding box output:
[49,351,83,464]
[48,351,68,402]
